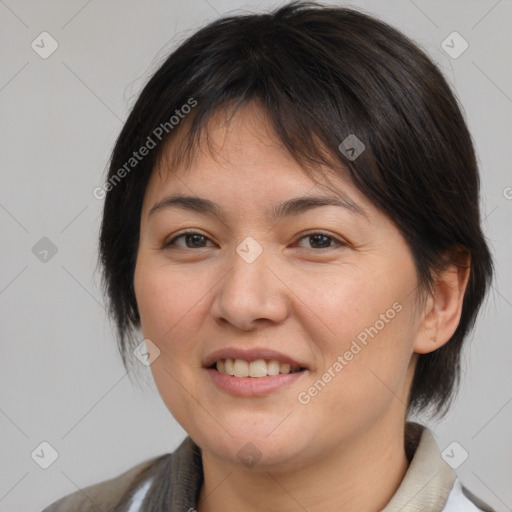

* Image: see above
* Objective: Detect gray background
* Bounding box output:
[0,1,510,511]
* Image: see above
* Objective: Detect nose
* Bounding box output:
[210,243,290,331]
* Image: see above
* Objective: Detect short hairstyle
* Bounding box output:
[98,0,493,417]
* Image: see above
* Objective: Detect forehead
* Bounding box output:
[155,101,315,182]
[144,101,370,212]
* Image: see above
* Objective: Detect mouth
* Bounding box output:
[210,358,306,378]
[205,358,308,397]
[203,348,309,396]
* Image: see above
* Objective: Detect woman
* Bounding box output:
[43,1,494,511]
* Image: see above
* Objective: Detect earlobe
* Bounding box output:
[414,249,471,355]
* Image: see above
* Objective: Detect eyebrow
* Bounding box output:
[148,193,367,220]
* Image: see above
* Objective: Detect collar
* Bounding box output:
[381,422,456,511]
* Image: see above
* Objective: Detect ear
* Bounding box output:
[414,249,471,354]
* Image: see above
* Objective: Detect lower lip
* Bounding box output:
[205,368,307,397]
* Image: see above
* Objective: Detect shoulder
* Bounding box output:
[41,453,169,512]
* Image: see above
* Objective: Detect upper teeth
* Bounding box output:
[216,358,300,377]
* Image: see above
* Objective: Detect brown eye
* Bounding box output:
[296,232,345,249]
[164,232,214,249]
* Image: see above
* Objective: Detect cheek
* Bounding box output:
[134,256,209,347]
[293,292,414,439]
[295,260,418,390]
[133,256,208,423]
[298,267,409,347]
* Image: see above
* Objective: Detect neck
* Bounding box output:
[196,420,410,512]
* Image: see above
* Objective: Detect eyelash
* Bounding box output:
[162,229,346,250]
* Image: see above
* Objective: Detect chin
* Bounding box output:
[190,420,313,471]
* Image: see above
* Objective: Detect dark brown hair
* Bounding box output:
[99,0,493,433]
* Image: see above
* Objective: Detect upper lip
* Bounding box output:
[203,347,308,370]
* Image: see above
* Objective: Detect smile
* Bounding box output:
[213,358,305,377]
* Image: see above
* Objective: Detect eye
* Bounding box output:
[162,230,345,250]
[295,232,345,249]
[163,230,215,249]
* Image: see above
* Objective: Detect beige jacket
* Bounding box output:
[41,423,494,512]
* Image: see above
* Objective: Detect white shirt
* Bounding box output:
[444,479,485,511]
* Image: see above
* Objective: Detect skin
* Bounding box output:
[133,102,469,512]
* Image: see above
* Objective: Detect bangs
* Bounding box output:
[153,96,354,189]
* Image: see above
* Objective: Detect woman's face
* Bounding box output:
[134,103,426,470]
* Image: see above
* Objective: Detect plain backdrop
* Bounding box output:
[0,1,511,511]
